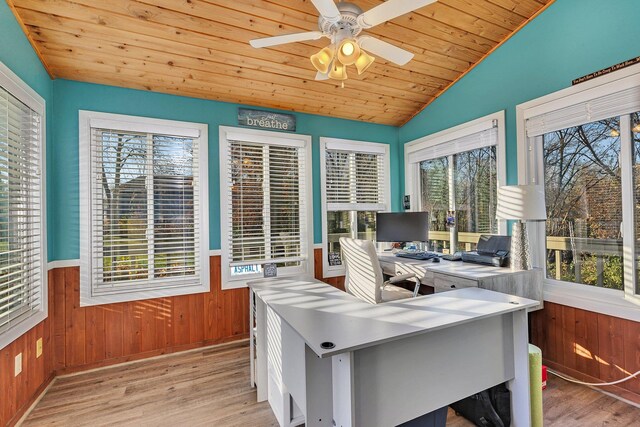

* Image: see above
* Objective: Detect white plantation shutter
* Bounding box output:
[0,85,43,335]
[226,139,307,266]
[325,146,386,211]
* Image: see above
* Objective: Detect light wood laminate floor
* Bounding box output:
[23,341,640,426]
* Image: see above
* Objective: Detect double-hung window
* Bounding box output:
[0,62,46,350]
[404,112,506,253]
[517,65,640,312]
[219,127,313,289]
[79,111,209,306]
[320,138,390,277]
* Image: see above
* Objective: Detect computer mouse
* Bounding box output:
[432,257,440,263]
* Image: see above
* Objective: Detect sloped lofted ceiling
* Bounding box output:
[9,0,552,126]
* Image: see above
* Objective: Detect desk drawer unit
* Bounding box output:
[432,273,478,293]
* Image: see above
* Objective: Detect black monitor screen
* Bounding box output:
[376,212,429,243]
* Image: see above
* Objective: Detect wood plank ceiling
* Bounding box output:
[8,0,553,126]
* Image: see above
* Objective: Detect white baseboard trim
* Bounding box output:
[47,259,80,270]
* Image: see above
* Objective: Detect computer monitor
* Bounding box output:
[376,212,429,243]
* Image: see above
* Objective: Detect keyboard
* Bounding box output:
[442,252,463,261]
[395,252,437,261]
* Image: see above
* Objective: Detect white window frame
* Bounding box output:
[0,61,47,350]
[516,63,640,321]
[404,111,507,245]
[219,126,314,289]
[79,111,209,306]
[320,138,391,278]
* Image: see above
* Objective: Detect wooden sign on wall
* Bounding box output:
[238,108,296,132]
[572,56,640,85]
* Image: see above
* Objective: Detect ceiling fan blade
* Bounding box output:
[358,36,414,66]
[358,0,437,28]
[315,71,330,81]
[250,31,324,48]
[310,0,341,22]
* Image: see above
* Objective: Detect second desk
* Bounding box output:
[378,252,543,310]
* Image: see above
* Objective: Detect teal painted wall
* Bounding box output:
[51,79,399,260]
[0,2,51,99]
[0,1,54,257]
[399,0,640,193]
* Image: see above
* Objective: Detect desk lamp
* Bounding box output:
[496,185,547,270]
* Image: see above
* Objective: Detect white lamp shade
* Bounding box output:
[496,185,547,221]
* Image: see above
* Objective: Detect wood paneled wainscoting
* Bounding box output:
[54,249,342,374]
[1,249,343,426]
[313,247,345,291]
[530,302,640,404]
[0,272,54,426]
[50,256,249,374]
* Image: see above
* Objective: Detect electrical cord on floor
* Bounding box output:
[548,368,640,386]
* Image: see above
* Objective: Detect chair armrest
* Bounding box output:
[387,273,416,284]
[384,273,421,297]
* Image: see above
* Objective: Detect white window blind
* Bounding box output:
[325,149,386,211]
[226,140,307,267]
[0,85,43,336]
[320,138,390,278]
[80,111,209,305]
[526,86,640,137]
[408,124,498,164]
[90,128,201,290]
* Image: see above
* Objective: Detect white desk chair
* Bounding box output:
[339,237,420,304]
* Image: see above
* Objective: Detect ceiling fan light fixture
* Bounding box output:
[251,0,427,83]
[328,61,348,81]
[355,50,375,75]
[337,39,361,66]
[310,45,335,74]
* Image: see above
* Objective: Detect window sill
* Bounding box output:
[222,271,315,290]
[0,310,47,351]
[80,282,209,307]
[323,267,345,279]
[543,280,640,322]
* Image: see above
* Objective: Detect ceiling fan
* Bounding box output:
[249,0,437,84]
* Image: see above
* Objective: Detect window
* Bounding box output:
[320,138,390,277]
[518,64,640,313]
[79,112,209,306]
[0,62,46,350]
[219,127,313,289]
[542,118,623,289]
[405,112,506,253]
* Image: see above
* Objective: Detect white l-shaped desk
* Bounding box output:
[378,252,543,310]
[249,277,538,427]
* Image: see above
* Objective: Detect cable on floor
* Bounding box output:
[548,368,640,387]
